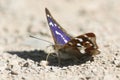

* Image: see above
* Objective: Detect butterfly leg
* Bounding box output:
[46,52,51,62]
[56,52,61,66]
[45,44,55,61]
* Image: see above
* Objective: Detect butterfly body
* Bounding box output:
[45,8,100,60]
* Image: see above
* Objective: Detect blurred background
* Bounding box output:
[0,0,120,50]
[0,0,120,80]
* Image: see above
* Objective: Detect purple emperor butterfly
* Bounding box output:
[45,8,100,61]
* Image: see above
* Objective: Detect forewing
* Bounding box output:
[45,8,72,45]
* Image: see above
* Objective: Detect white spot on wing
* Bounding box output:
[55,31,68,43]
[90,43,93,46]
[86,41,89,43]
[78,38,83,42]
[88,37,91,40]
[75,38,83,42]
[68,42,73,45]
[54,23,57,26]
[64,40,67,43]
[47,14,50,17]
[80,49,85,54]
[49,22,54,26]
[78,46,86,54]
[84,35,88,38]
[75,38,78,40]
[77,43,81,46]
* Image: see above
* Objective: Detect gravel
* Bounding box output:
[0,0,120,80]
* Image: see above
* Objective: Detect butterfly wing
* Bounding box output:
[61,33,100,59]
[45,8,72,46]
[45,8,100,60]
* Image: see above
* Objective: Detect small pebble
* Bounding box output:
[40,60,49,67]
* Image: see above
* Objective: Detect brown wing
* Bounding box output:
[60,33,100,59]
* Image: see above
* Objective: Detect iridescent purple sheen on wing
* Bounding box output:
[47,17,71,45]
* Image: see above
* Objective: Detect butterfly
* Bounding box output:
[45,8,100,62]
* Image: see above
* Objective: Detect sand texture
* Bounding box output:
[0,0,120,80]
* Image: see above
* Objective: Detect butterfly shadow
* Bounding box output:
[6,50,47,62]
[6,50,94,67]
[54,55,94,67]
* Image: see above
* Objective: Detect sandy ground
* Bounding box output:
[0,0,120,80]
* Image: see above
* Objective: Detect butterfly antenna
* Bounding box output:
[29,35,56,61]
[29,35,54,45]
